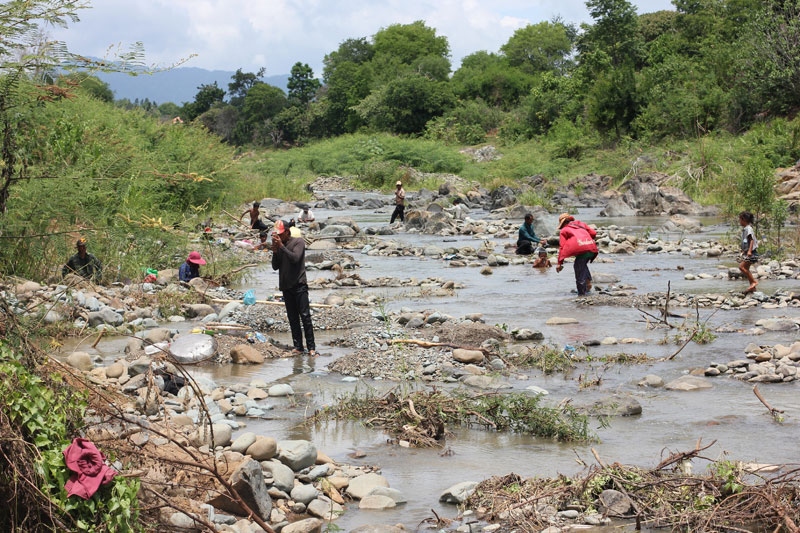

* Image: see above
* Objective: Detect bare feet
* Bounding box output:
[744,283,758,294]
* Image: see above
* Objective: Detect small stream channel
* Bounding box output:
[63,195,800,531]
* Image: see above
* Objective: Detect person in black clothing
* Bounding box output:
[62,238,102,282]
[271,220,317,356]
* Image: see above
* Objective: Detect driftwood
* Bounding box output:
[753,385,785,420]
[389,338,490,354]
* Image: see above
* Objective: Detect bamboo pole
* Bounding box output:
[208,297,332,308]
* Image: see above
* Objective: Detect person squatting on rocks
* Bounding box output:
[271,219,317,356]
[555,213,598,296]
[738,211,759,294]
[63,238,102,283]
[179,251,206,282]
[391,180,406,223]
[297,206,315,222]
[242,201,269,231]
[515,213,541,255]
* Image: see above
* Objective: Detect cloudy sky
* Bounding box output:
[51,0,675,76]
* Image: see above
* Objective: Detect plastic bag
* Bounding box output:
[243,289,256,306]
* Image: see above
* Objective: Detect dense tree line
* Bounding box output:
[92,0,800,152]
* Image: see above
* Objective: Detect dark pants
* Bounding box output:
[574,253,595,295]
[391,204,405,223]
[516,240,535,255]
[282,283,315,351]
[252,219,268,231]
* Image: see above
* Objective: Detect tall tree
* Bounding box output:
[184,82,225,121]
[228,67,265,108]
[287,62,321,107]
[501,21,576,75]
[579,0,641,68]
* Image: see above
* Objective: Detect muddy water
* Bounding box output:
[82,197,800,530]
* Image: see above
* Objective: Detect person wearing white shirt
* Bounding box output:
[297,207,315,222]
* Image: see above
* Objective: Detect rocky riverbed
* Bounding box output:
[3,173,800,532]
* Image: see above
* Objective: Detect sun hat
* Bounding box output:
[558,213,574,229]
[187,251,206,265]
[76,237,87,247]
[272,220,286,235]
[396,181,402,186]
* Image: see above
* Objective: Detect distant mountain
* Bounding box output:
[96,67,290,106]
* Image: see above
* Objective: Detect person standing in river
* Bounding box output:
[271,219,317,356]
[390,180,406,223]
[738,211,759,294]
[515,213,541,255]
[555,213,598,296]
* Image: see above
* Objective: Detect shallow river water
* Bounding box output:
[77,196,800,531]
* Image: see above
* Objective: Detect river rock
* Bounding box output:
[583,395,642,417]
[350,527,406,533]
[231,432,257,454]
[88,308,123,327]
[366,486,407,503]
[546,317,579,325]
[66,351,93,371]
[756,318,798,332]
[277,440,317,471]
[359,494,396,510]
[665,375,713,391]
[246,436,277,461]
[262,459,295,493]
[638,374,664,388]
[268,384,294,396]
[307,497,344,520]
[460,375,512,390]
[439,481,478,504]
[230,344,264,364]
[190,423,232,448]
[347,473,389,500]
[142,327,172,344]
[512,328,544,341]
[218,301,241,320]
[208,458,272,519]
[169,333,217,364]
[281,518,323,533]
[291,484,319,504]
[452,348,484,364]
[597,489,633,517]
[324,294,344,306]
[105,361,126,379]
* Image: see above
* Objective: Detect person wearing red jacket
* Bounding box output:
[555,213,598,296]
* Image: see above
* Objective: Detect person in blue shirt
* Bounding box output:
[179,251,206,282]
[516,213,541,255]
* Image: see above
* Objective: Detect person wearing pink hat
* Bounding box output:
[271,220,317,356]
[179,251,206,282]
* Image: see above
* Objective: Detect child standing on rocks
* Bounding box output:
[738,211,759,294]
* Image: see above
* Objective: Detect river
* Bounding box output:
[80,194,800,531]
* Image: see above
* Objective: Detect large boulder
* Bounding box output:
[346,473,389,500]
[169,333,217,364]
[276,440,317,471]
[207,458,272,519]
[230,344,265,364]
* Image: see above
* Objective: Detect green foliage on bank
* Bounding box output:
[0,344,141,532]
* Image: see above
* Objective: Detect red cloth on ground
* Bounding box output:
[63,438,116,499]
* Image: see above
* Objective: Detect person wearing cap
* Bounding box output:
[555,213,598,296]
[179,251,206,282]
[63,238,102,283]
[241,201,268,230]
[515,213,541,255]
[390,180,406,223]
[271,219,317,356]
[297,206,315,223]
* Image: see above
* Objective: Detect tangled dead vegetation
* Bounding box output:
[465,441,800,532]
[310,387,593,447]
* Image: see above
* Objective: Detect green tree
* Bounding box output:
[356,74,454,134]
[371,21,451,82]
[239,83,288,145]
[579,0,642,69]
[321,38,375,134]
[287,62,321,107]
[58,72,114,102]
[451,51,534,108]
[500,21,576,75]
[184,82,225,121]
[228,67,265,108]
